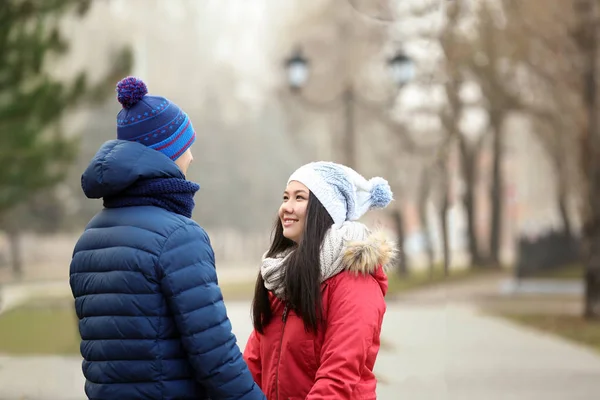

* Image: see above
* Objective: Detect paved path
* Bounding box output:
[375,303,600,400]
[1,298,600,399]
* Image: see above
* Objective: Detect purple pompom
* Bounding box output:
[116,76,148,109]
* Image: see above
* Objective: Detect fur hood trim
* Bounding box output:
[342,230,397,275]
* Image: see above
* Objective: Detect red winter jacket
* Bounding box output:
[243,232,393,400]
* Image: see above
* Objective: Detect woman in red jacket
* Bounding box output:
[243,161,395,400]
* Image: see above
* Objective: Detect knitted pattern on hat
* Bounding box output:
[103,177,199,218]
[288,161,393,225]
[115,76,196,161]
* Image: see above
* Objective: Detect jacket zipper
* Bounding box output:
[275,303,289,400]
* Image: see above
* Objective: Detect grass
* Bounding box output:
[0,266,497,355]
[501,313,600,353]
[525,263,584,280]
[479,294,582,315]
[386,264,501,295]
[0,305,80,355]
[0,279,259,355]
[223,264,500,300]
[0,305,402,356]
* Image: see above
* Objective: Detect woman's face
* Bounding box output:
[279,181,309,243]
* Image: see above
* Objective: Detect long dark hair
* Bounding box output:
[252,191,334,334]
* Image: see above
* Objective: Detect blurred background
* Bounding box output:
[1,0,600,399]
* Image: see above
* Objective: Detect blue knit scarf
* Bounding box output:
[104,178,200,218]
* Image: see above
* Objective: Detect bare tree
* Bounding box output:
[417,165,436,275]
[573,0,600,319]
[500,0,583,240]
[387,0,481,270]
[434,156,452,276]
[460,1,522,267]
[436,0,487,267]
[500,0,600,318]
[528,117,577,238]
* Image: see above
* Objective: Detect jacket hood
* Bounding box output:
[81,140,185,199]
[341,231,396,296]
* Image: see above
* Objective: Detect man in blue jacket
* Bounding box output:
[69,76,265,400]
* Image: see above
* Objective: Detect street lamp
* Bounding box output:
[285,48,414,91]
[285,48,310,91]
[388,52,415,87]
[284,46,414,168]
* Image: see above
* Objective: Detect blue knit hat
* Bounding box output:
[115,76,196,161]
[288,161,393,226]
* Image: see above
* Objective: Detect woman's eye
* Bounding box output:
[296,196,305,201]
[282,196,289,201]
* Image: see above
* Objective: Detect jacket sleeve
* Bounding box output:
[243,330,262,387]
[159,223,265,400]
[306,274,386,399]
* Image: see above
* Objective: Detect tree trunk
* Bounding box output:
[418,168,435,277]
[557,179,573,239]
[342,87,356,169]
[549,136,574,239]
[584,155,600,319]
[459,137,483,267]
[577,0,600,320]
[584,216,600,318]
[7,228,23,279]
[0,247,7,268]
[489,111,504,268]
[439,162,451,277]
[582,59,600,318]
[390,206,409,277]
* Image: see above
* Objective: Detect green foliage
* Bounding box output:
[0,0,131,219]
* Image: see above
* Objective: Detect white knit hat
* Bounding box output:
[288,161,393,226]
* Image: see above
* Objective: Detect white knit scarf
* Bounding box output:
[261,221,370,298]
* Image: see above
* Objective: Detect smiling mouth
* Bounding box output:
[282,218,298,227]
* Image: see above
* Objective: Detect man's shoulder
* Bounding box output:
[164,219,212,248]
[86,206,202,236]
[79,207,213,257]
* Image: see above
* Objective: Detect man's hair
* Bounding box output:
[252,191,334,333]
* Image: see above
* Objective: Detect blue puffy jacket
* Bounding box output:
[69,140,264,400]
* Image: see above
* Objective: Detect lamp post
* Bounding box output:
[284,47,415,169]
